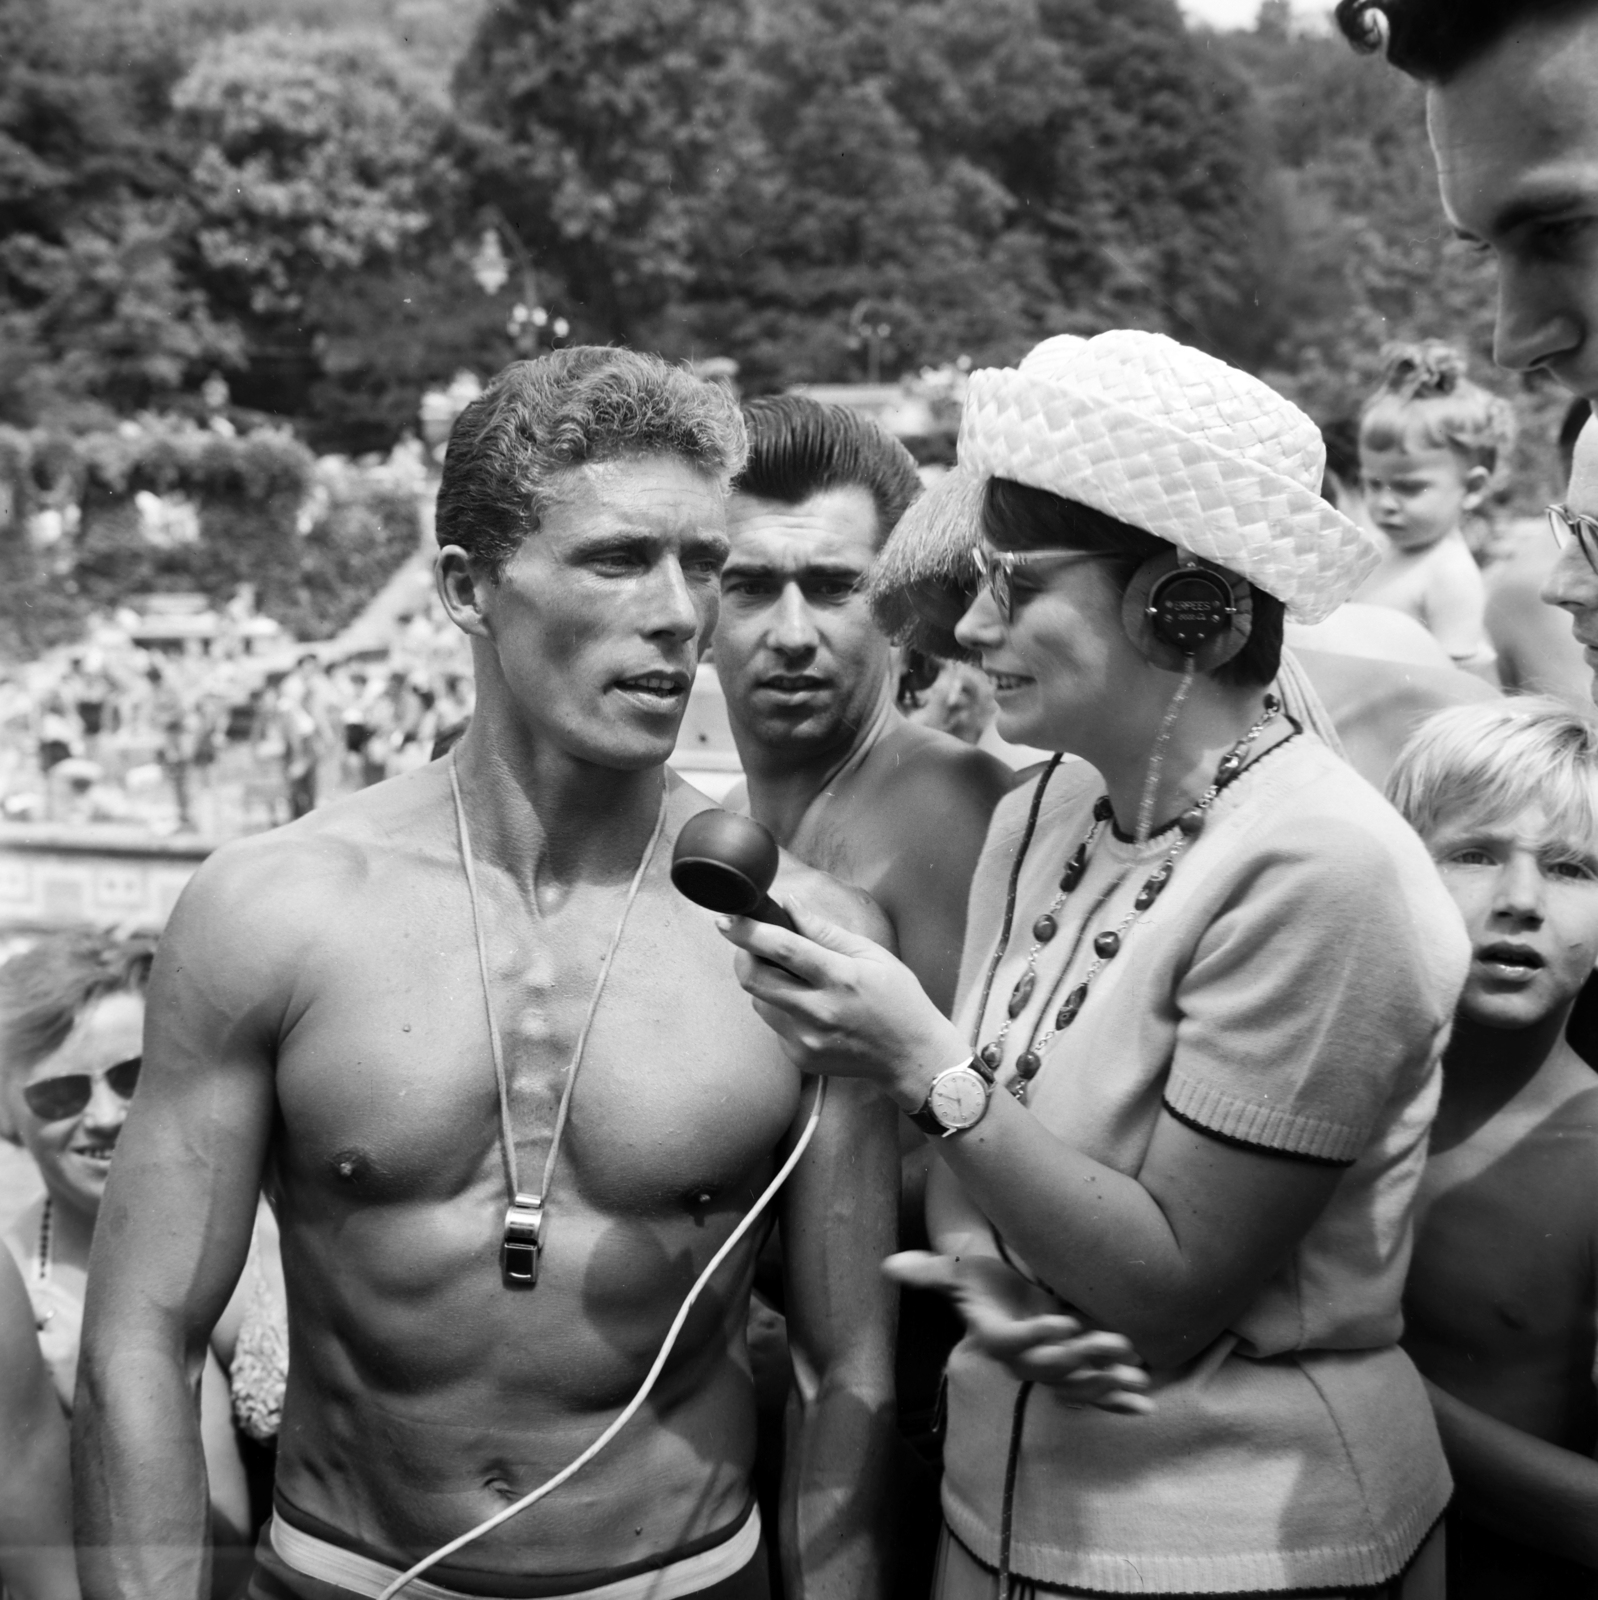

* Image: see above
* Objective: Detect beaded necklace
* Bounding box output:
[34,1195,52,1284]
[977,695,1288,1104]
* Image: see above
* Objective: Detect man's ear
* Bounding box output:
[1461,465,1493,515]
[435,545,492,640]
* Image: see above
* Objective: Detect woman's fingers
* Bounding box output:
[966,1310,1084,1358]
[718,913,835,993]
[881,1251,1153,1413]
[881,1251,961,1293]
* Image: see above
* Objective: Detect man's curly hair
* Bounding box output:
[1336,0,1596,83]
[436,348,748,579]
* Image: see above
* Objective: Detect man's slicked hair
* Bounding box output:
[736,395,922,551]
[1336,0,1597,83]
[436,347,748,578]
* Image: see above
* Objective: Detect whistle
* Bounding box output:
[501,1193,543,1288]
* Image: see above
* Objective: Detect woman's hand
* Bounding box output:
[717,898,966,1110]
[885,1251,1153,1414]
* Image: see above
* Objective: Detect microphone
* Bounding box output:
[671,810,798,933]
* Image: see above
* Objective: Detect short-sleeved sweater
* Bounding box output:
[936,733,1470,1596]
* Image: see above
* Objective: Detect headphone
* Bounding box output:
[1120,547,1253,673]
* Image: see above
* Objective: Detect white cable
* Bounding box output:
[374,1076,829,1600]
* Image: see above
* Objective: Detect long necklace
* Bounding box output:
[450,755,668,1289]
[978,695,1287,1104]
[35,1195,52,1284]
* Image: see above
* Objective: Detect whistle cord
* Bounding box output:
[450,754,667,1252]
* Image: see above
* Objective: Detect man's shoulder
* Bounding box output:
[173,766,449,946]
[870,718,1012,807]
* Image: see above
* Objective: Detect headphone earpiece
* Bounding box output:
[1121,549,1252,673]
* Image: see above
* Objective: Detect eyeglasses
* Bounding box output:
[22,1056,141,1122]
[1548,505,1598,574]
[968,547,1113,624]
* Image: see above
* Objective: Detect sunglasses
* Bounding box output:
[1548,504,1598,574]
[22,1056,141,1122]
[968,547,1114,624]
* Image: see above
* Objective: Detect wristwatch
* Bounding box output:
[909,1054,996,1138]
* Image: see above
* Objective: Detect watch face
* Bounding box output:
[929,1068,989,1131]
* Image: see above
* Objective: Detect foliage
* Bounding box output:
[283,459,424,639]
[3,0,1577,612]
[1215,21,1564,507]
[453,0,750,342]
[0,421,422,659]
[0,0,240,426]
[174,28,451,318]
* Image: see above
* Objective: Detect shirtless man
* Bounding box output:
[713,397,1010,1597]
[74,350,898,1600]
[1389,698,1598,1597]
[714,396,1011,1017]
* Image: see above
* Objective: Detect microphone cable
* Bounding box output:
[374,1076,828,1600]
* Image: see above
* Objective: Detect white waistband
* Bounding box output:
[267,1505,762,1600]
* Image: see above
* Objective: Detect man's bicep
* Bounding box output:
[94,876,284,1338]
[880,776,1001,1013]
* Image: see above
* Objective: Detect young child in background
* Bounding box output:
[1356,341,1515,679]
[1388,699,1598,1600]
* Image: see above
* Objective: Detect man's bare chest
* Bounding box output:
[271,890,799,1218]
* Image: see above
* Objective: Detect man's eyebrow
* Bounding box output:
[1475,185,1598,240]
[721,558,868,577]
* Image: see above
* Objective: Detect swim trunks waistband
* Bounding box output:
[261,1500,762,1600]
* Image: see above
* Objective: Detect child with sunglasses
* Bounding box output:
[0,928,253,1595]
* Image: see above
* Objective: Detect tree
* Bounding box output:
[172,26,461,424]
[1218,19,1564,506]
[672,0,1279,388]
[0,0,238,426]
[452,0,751,342]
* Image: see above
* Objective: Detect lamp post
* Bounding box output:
[848,298,894,386]
[469,209,570,355]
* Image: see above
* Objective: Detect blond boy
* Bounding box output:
[1389,699,1598,1598]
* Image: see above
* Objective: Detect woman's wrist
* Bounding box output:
[886,1022,971,1113]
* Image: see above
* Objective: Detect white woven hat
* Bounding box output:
[908,330,1379,626]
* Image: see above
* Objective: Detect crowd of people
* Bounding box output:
[2,3,1598,1600]
[0,602,473,834]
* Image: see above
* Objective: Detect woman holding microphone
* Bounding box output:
[717,332,1467,1600]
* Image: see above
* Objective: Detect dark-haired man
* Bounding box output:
[713,397,1011,1596]
[716,397,1011,1017]
[75,351,898,1600]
